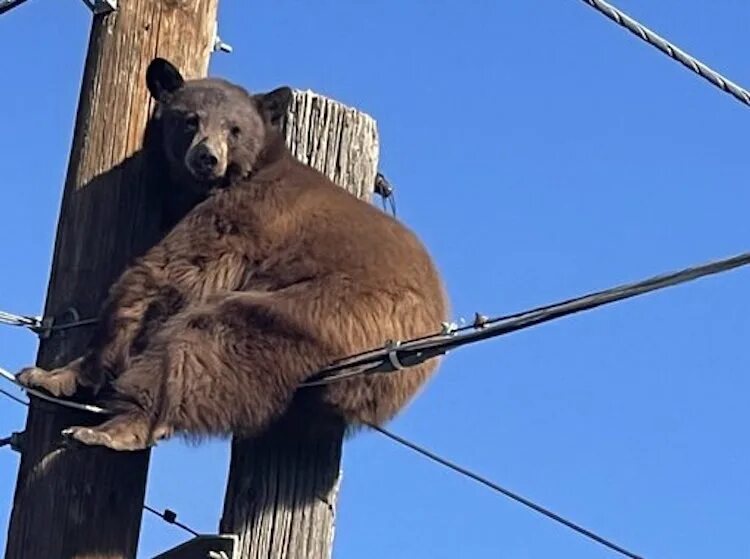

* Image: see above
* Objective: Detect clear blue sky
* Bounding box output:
[1,1,749,557]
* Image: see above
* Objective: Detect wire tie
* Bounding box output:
[440,321,458,335]
[473,312,489,329]
[32,307,85,339]
[385,340,404,371]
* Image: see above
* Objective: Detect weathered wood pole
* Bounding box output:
[219,91,380,559]
[5,1,219,557]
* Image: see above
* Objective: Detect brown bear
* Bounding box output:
[17,58,449,451]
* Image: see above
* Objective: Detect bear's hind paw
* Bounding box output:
[62,421,153,452]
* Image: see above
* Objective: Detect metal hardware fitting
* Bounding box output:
[80,0,117,15]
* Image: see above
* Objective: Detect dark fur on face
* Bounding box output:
[146,58,291,195]
[17,58,450,451]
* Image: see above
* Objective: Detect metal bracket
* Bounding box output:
[33,316,56,340]
[374,172,397,217]
[152,535,238,559]
[33,307,89,339]
[213,35,233,54]
[211,21,233,53]
[385,340,404,371]
[9,431,24,453]
[80,0,117,15]
[374,172,393,199]
[1,432,24,454]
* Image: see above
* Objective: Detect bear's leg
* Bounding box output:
[17,356,88,398]
[106,290,338,440]
[60,352,171,451]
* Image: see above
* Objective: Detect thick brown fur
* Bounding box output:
[18,58,449,451]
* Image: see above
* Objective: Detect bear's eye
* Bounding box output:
[184,114,199,131]
[230,126,242,139]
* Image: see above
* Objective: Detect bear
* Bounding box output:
[17,58,450,451]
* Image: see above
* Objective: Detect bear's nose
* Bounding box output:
[186,140,227,181]
[194,144,218,170]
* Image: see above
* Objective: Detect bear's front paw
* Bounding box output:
[16,366,79,398]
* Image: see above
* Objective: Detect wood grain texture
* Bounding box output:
[219,90,379,559]
[5,1,218,558]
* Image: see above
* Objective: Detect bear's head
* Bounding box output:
[145,57,292,194]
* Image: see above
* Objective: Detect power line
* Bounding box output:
[579,0,750,107]
[0,366,109,415]
[143,504,201,538]
[49,317,99,332]
[0,387,28,407]
[0,311,39,330]
[304,250,750,386]
[0,384,97,420]
[0,309,97,337]
[371,424,644,559]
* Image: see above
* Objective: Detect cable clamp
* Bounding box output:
[440,321,458,335]
[385,340,404,371]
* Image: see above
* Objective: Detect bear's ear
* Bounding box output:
[255,86,293,125]
[146,58,185,102]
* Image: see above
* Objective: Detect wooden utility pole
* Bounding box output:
[5,1,218,557]
[219,91,380,558]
